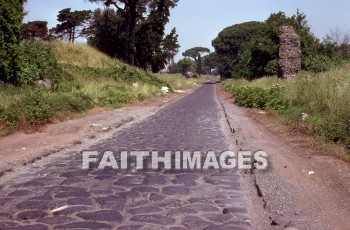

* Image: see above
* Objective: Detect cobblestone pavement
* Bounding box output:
[0,83,251,230]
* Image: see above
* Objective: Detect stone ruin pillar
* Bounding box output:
[278,26,301,78]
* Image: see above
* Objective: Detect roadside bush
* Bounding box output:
[0,42,202,136]
[302,54,336,72]
[223,64,350,151]
[58,92,94,113]
[0,0,23,84]
[0,86,96,132]
[18,41,63,85]
[233,84,291,112]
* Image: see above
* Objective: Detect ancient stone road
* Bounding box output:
[0,83,251,229]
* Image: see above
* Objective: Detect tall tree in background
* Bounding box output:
[212,21,264,78]
[89,0,148,65]
[182,47,210,75]
[177,58,194,75]
[87,0,179,71]
[212,11,335,79]
[0,0,25,84]
[22,21,48,41]
[50,8,92,43]
[84,8,123,57]
[135,0,179,72]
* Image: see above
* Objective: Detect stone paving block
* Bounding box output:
[0,83,250,229]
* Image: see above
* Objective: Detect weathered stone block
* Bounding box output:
[278,26,301,78]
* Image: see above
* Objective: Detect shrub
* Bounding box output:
[18,41,63,85]
[233,84,291,112]
[0,0,24,84]
[314,117,350,149]
[223,65,350,151]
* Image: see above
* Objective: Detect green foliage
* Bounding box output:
[314,118,350,149]
[212,21,264,78]
[0,41,200,136]
[18,41,63,85]
[213,10,343,79]
[223,64,350,151]
[50,8,92,43]
[135,0,180,72]
[0,0,24,84]
[177,58,195,74]
[302,54,340,72]
[0,87,94,132]
[86,9,126,58]
[233,84,290,112]
[87,0,179,69]
[22,21,48,40]
[167,62,182,74]
[182,47,210,75]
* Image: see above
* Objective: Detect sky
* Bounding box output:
[24,0,350,60]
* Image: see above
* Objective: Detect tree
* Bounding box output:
[203,52,220,75]
[50,8,92,43]
[177,58,194,75]
[135,0,179,72]
[85,8,124,57]
[150,27,180,72]
[326,27,350,58]
[22,21,48,41]
[212,21,264,78]
[182,47,210,75]
[89,0,149,65]
[0,0,25,84]
[88,0,179,70]
[167,61,181,73]
[182,49,199,61]
[212,11,326,79]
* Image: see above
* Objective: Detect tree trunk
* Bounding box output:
[72,26,76,43]
[127,0,137,65]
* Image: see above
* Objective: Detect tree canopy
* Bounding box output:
[212,11,341,79]
[50,8,92,43]
[87,0,179,71]
[182,47,210,75]
[22,21,48,41]
[0,0,24,84]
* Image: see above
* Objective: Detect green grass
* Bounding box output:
[0,41,205,135]
[223,65,350,151]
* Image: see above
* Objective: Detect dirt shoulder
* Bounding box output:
[217,84,350,230]
[0,87,195,183]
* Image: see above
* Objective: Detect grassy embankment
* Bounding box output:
[0,41,205,136]
[222,65,350,153]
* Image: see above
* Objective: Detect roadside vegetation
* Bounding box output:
[223,65,350,151]
[213,10,350,152]
[210,11,349,79]
[0,1,205,136]
[0,41,203,136]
